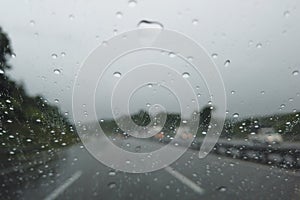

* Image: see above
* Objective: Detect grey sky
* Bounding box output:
[0,0,300,120]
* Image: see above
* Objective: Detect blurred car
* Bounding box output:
[154,132,165,140]
[249,127,283,145]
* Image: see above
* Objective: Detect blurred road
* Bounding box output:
[1,137,300,200]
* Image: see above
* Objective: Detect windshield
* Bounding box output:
[1,0,300,199]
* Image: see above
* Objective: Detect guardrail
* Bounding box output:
[154,136,300,169]
[194,141,300,169]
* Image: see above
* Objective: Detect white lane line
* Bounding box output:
[164,166,204,195]
[44,170,82,200]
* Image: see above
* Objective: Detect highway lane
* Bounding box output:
[3,137,300,200]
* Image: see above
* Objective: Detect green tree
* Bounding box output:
[131,110,151,126]
[199,106,212,133]
[0,27,12,72]
[0,26,78,157]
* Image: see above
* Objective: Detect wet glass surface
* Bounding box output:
[1,0,300,199]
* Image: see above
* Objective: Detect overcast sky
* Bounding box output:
[0,0,300,120]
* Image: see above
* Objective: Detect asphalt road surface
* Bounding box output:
[2,137,300,200]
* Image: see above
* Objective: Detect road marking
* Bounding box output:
[44,170,82,200]
[164,166,204,195]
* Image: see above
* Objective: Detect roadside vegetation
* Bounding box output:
[0,27,79,164]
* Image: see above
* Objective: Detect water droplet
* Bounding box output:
[248,40,254,46]
[125,160,131,164]
[108,182,117,189]
[146,103,151,107]
[284,10,290,18]
[282,30,287,35]
[51,54,58,59]
[192,19,199,25]
[113,29,118,35]
[11,53,16,58]
[233,113,239,118]
[54,99,59,103]
[182,72,190,78]
[187,56,193,61]
[135,145,141,152]
[168,52,176,58]
[212,53,218,59]
[147,83,153,88]
[102,41,108,46]
[53,69,61,75]
[128,0,137,7]
[224,60,230,67]
[61,52,66,57]
[182,120,187,124]
[256,43,262,49]
[116,11,123,19]
[217,186,227,192]
[280,104,285,108]
[26,138,32,142]
[113,72,121,78]
[231,90,235,95]
[69,14,74,20]
[108,170,116,176]
[0,69,4,74]
[36,119,41,123]
[29,20,35,26]
[292,70,299,76]
[137,20,164,29]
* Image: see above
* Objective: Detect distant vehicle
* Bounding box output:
[249,127,283,145]
[154,132,165,140]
